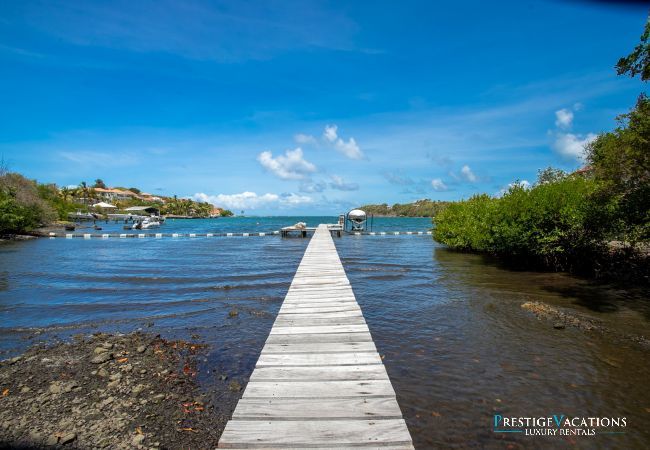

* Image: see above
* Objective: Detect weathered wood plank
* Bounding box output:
[242,380,395,398]
[262,342,377,354]
[249,364,390,382]
[264,332,374,345]
[273,316,367,326]
[256,352,381,367]
[275,311,363,319]
[270,324,369,335]
[218,419,412,447]
[232,397,404,419]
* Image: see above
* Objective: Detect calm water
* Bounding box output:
[1,217,648,449]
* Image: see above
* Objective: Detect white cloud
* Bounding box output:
[550,104,596,163]
[430,178,448,191]
[257,147,316,180]
[323,125,338,143]
[279,192,313,205]
[329,175,359,191]
[192,191,312,211]
[554,108,574,129]
[460,165,477,182]
[552,132,596,162]
[335,137,363,159]
[294,133,316,145]
[323,124,364,159]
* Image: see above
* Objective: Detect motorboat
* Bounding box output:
[132,217,161,230]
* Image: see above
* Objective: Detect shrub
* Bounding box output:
[433,174,608,272]
[0,173,57,234]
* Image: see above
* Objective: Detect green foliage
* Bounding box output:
[220,209,234,217]
[0,173,57,234]
[161,198,212,217]
[360,199,450,217]
[93,179,106,189]
[586,94,650,243]
[616,16,650,81]
[431,194,495,250]
[433,175,608,271]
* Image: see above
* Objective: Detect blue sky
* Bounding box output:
[0,0,647,214]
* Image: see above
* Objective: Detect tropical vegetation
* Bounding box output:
[433,17,649,281]
[359,199,450,217]
[0,167,232,235]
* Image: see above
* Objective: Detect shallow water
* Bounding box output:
[1,217,648,448]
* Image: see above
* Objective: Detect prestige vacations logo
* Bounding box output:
[493,414,627,437]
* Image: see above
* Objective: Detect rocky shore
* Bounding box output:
[0,332,225,449]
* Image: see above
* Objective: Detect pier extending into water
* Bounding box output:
[218,224,414,449]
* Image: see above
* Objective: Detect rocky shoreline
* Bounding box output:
[0,332,227,449]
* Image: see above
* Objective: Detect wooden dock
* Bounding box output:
[280,224,343,238]
[218,224,413,449]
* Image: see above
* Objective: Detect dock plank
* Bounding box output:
[219,419,412,448]
[249,365,390,382]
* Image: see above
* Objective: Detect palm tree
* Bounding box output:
[60,186,71,202]
[79,181,89,205]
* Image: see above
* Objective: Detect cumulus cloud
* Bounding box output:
[329,175,359,191]
[294,133,316,145]
[551,105,596,162]
[323,125,338,143]
[553,132,596,162]
[192,191,312,210]
[460,165,477,182]
[257,147,316,180]
[554,108,574,130]
[430,178,448,191]
[322,124,364,159]
[279,192,313,205]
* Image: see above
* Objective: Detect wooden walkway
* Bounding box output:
[218,224,414,449]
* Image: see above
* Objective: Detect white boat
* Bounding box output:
[132,217,161,230]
